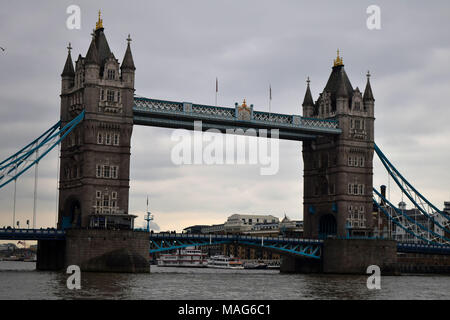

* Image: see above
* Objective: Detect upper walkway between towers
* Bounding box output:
[133,97,342,141]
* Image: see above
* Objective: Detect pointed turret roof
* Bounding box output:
[121,35,136,71]
[85,36,100,65]
[336,72,351,98]
[61,43,75,77]
[94,28,112,66]
[324,65,353,99]
[363,71,375,101]
[92,10,111,67]
[302,77,314,106]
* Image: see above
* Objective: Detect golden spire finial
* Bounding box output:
[95,10,103,30]
[333,49,343,67]
[242,99,247,107]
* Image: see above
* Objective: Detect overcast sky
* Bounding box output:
[0,0,449,233]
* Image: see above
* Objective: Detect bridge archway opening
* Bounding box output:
[318,214,337,239]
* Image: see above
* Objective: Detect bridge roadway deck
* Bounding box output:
[1,229,449,255]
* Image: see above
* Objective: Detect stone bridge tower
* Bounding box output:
[302,51,375,238]
[58,13,136,229]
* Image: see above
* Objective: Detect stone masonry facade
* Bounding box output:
[58,19,135,228]
[302,54,375,238]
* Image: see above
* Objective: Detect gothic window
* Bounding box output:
[100,89,105,101]
[111,166,118,179]
[96,165,102,178]
[103,165,110,178]
[97,132,103,144]
[95,200,101,214]
[359,157,364,167]
[112,191,117,199]
[113,133,120,146]
[96,191,101,199]
[107,90,115,102]
[355,101,361,111]
[359,184,364,195]
[117,91,121,103]
[107,69,116,80]
[350,119,354,129]
[105,133,111,145]
[103,194,110,208]
[353,184,358,195]
[96,200,101,213]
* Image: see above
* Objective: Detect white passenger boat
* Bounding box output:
[157,248,208,267]
[206,255,244,269]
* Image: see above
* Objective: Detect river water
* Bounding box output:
[0,261,448,300]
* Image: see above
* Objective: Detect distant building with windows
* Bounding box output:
[201,224,225,234]
[181,213,303,261]
[183,214,303,237]
[224,214,279,234]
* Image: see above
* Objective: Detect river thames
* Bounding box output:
[0,261,449,300]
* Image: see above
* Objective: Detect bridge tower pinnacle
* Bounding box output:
[58,15,136,230]
[302,53,375,238]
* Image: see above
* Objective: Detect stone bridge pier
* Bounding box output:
[280,239,398,275]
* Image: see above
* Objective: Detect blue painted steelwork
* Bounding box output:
[374,144,450,236]
[133,96,341,141]
[0,111,85,189]
[0,228,65,240]
[397,242,450,255]
[149,233,323,259]
[373,188,450,244]
[373,195,434,244]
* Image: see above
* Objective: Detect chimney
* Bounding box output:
[380,185,387,206]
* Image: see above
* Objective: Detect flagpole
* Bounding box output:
[215,77,218,107]
[269,84,272,121]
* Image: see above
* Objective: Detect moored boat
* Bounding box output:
[206,255,244,269]
[157,248,208,267]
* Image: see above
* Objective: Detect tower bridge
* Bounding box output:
[1,13,449,273]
